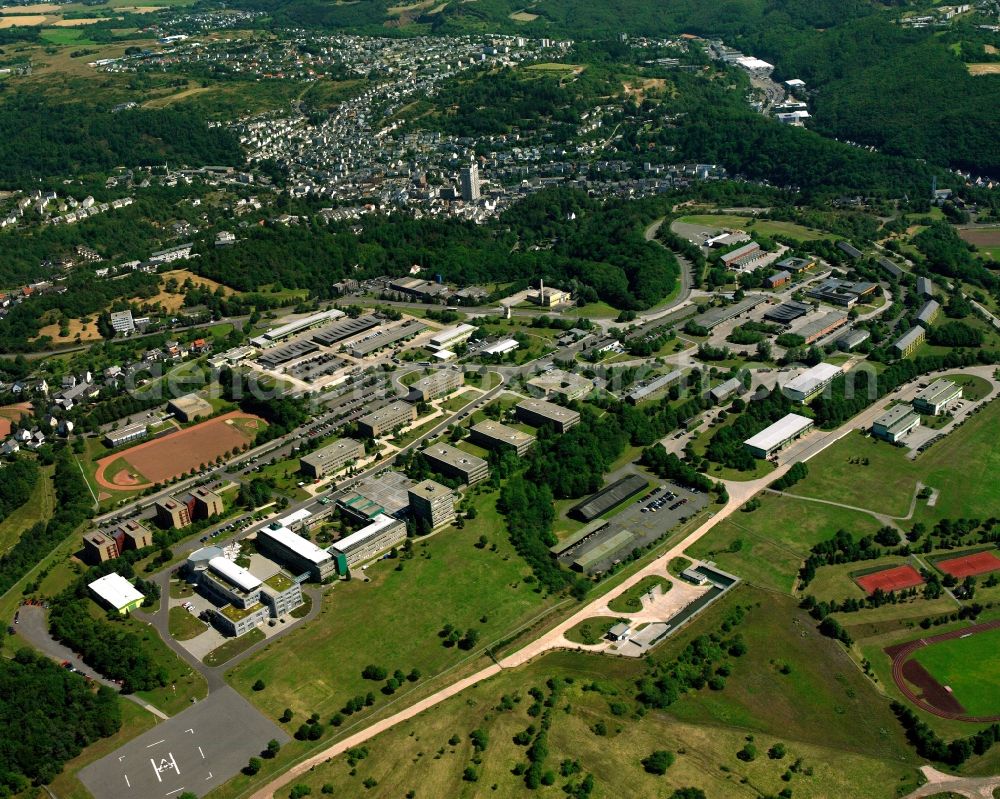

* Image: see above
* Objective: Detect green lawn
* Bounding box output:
[0,465,54,554]
[678,214,835,242]
[228,491,558,721]
[169,605,208,641]
[686,493,883,594]
[912,627,1000,717]
[124,614,207,715]
[939,373,993,402]
[564,615,620,644]
[204,628,265,667]
[607,575,671,613]
[791,400,1000,526]
[257,588,919,799]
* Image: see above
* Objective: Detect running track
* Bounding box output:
[889,618,1000,722]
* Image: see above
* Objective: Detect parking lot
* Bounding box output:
[558,479,710,574]
[79,687,288,799]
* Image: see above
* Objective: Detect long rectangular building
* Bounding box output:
[330,514,406,568]
[251,309,344,346]
[893,326,925,358]
[311,315,380,347]
[427,323,475,352]
[569,474,648,522]
[791,312,848,345]
[300,438,364,479]
[349,320,426,357]
[256,524,335,581]
[409,369,463,402]
[515,398,580,433]
[744,413,814,458]
[357,400,417,438]
[104,422,148,448]
[469,419,535,456]
[782,362,842,403]
[421,442,489,485]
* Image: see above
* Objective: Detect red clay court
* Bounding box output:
[937,551,1000,578]
[855,564,925,594]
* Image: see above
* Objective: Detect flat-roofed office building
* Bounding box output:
[469,419,535,456]
[515,398,580,433]
[330,514,406,567]
[357,400,416,438]
[256,524,336,581]
[913,380,962,415]
[872,405,921,443]
[409,369,463,402]
[421,442,489,485]
[300,438,364,479]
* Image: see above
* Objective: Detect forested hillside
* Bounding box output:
[0,96,242,183]
[0,649,121,791]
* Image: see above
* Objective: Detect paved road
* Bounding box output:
[11,604,169,720]
[244,370,926,798]
[79,686,288,799]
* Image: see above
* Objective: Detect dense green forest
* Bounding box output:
[0,451,91,597]
[0,96,242,183]
[0,458,39,525]
[194,190,679,310]
[0,649,121,791]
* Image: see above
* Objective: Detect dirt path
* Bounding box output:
[903,765,1000,798]
[244,367,996,798]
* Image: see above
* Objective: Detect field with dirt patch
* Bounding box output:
[968,63,1000,75]
[94,410,263,489]
[959,228,1000,247]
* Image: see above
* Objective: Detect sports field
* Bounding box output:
[937,550,1000,578]
[856,564,924,595]
[94,411,262,489]
[911,626,1000,718]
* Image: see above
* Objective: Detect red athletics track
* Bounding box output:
[856,565,924,595]
[937,550,1000,578]
[887,618,1000,722]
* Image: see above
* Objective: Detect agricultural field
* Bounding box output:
[686,492,883,594]
[92,410,264,490]
[790,400,1000,526]
[262,589,920,799]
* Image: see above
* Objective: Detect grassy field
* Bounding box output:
[677,214,835,242]
[791,400,1000,527]
[607,574,671,613]
[686,492,883,594]
[940,373,993,402]
[563,615,620,644]
[46,699,158,799]
[912,626,1000,717]
[0,465,54,554]
[124,613,207,715]
[228,491,558,720]
[168,605,208,641]
[254,588,920,799]
[204,628,265,667]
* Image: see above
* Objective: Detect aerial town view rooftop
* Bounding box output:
[1,0,1000,797]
